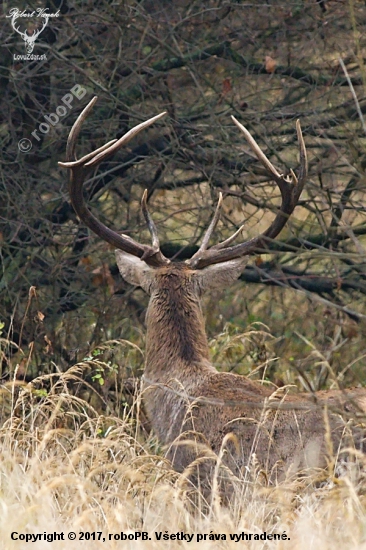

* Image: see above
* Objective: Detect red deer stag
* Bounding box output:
[60,97,366,487]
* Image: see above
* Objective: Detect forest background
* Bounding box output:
[1,1,366,547]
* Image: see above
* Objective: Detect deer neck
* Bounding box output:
[144,286,211,383]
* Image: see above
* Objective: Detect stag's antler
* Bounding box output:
[58,97,170,267]
[60,97,307,269]
[187,117,307,268]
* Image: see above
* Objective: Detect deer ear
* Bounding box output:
[115,250,155,294]
[192,257,249,293]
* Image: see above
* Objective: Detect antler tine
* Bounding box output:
[58,96,170,267]
[141,189,160,251]
[231,116,282,181]
[59,96,118,168]
[188,118,307,269]
[189,193,223,263]
[295,119,307,188]
[209,223,245,251]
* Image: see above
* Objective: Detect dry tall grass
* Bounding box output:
[1,361,366,550]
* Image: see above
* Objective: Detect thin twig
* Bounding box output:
[339,57,366,135]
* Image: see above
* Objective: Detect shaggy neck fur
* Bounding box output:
[144,268,211,382]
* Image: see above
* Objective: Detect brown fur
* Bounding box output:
[116,254,366,485]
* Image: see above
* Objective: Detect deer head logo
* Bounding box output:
[7,8,50,54]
